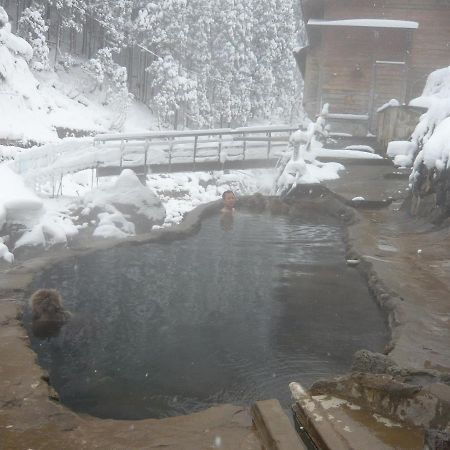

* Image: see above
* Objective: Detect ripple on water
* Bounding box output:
[27,211,388,419]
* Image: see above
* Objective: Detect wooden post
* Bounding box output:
[267,131,272,159]
[57,173,63,196]
[218,133,222,162]
[144,139,149,178]
[243,133,247,161]
[168,138,173,171]
[174,109,178,130]
[120,140,125,167]
[193,135,198,169]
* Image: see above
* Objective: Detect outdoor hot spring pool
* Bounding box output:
[27,210,388,419]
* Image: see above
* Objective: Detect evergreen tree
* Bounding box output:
[185,0,213,127]
[147,54,198,129]
[18,3,50,71]
[253,0,300,121]
[11,0,305,128]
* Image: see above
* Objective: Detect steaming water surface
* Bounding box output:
[29,211,388,419]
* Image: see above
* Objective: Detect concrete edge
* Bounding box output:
[251,399,307,450]
[289,384,351,450]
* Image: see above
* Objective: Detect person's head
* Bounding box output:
[222,190,236,210]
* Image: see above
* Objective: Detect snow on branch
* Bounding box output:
[273,105,330,195]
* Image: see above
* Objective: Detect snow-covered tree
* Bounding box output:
[83,47,132,130]
[48,0,85,32]
[253,0,301,121]
[147,55,198,128]
[135,0,189,55]
[184,0,213,127]
[87,0,135,50]
[18,4,50,71]
[111,0,304,127]
[135,0,195,127]
[209,0,254,126]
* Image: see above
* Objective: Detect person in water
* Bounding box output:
[221,190,236,213]
[220,190,236,230]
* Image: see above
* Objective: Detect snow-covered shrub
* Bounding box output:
[387,141,417,167]
[82,47,131,131]
[407,66,450,220]
[274,105,333,195]
[18,5,50,71]
[83,48,127,91]
[59,52,77,71]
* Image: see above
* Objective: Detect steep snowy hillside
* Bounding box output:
[0,7,157,146]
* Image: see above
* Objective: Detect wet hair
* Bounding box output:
[30,289,70,339]
[222,190,235,200]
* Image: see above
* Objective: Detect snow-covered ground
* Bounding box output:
[0,10,383,263]
[0,9,158,146]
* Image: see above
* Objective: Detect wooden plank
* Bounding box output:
[96,158,280,176]
[251,400,307,450]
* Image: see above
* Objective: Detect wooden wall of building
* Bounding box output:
[303,0,450,127]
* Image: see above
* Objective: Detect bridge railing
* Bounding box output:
[11,125,300,196]
[93,125,300,173]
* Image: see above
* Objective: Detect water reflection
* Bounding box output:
[220,211,234,231]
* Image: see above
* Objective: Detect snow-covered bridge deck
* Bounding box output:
[10,125,298,194]
[93,125,298,176]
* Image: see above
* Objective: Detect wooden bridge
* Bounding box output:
[93,125,299,177]
[12,125,300,196]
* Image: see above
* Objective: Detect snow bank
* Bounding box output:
[80,169,165,237]
[0,165,43,229]
[387,141,417,167]
[0,238,13,263]
[0,165,44,261]
[147,169,274,225]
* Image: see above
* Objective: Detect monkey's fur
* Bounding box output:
[30,289,70,339]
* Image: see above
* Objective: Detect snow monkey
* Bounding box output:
[30,288,70,339]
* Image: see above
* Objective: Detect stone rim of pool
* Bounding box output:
[22,186,389,420]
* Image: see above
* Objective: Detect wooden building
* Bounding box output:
[297,0,450,135]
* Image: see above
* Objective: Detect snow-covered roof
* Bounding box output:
[308,19,419,30]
